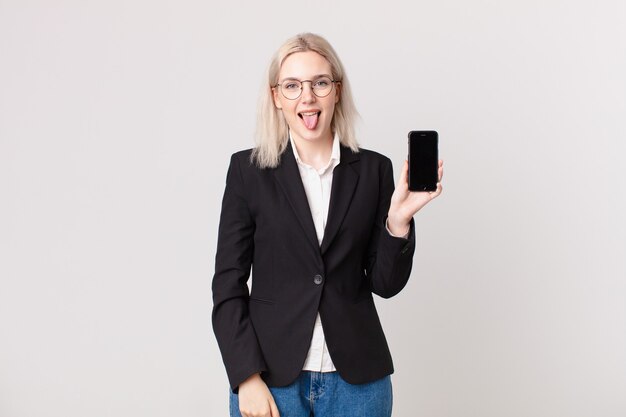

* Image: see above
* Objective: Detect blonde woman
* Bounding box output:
[212,33,443,417]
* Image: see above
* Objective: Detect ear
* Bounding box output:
[334,82,341,104]
[272,87,282,109]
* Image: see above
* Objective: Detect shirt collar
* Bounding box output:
[289,131,341,170]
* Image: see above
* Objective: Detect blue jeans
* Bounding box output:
[229,371,392,417]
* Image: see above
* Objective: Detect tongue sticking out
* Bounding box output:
[301,113,319,130]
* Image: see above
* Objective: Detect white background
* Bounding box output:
[1,1,625,416]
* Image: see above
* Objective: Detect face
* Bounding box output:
[272,51,340,145]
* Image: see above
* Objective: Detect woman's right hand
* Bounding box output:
[237,373,280,417]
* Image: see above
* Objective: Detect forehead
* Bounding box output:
[279,51,332,80]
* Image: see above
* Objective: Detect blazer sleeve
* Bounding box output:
[211,153,266,392]
[365,156,416,298]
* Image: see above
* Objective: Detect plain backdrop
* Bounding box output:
[1,0,625,416]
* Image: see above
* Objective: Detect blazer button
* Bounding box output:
[313,274,323,285]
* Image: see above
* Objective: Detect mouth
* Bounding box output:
[298,111,321,130]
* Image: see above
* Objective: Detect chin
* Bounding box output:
[292,127,332,143]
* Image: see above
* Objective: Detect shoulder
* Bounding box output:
[354,147,393,168]
[227,148,275,183]
[230,148,254,163]
[228,148,256,172]
[356,147,391,161]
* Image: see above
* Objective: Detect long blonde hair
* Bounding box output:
[251,33,360,168]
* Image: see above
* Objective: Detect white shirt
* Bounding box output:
[290,132,340,372]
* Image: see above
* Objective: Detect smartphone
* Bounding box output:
[408,130,438,192]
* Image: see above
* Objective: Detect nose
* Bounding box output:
[300,81,316,103]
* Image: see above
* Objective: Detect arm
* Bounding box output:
[365,158,444,298]
[211,153,266,392]
[364,157,416,298]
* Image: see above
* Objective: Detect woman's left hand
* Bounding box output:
[387,160,444,236]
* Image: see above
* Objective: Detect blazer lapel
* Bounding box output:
[273,141,320,253]
[320,146,360,255]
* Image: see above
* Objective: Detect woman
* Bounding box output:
[212,33,443,417]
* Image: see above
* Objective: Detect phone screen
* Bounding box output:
[408,131,438,192]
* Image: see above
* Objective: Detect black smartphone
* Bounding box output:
[408,130,439,192]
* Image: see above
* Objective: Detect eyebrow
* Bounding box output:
[280,74,332,82]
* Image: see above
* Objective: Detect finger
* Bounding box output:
[269,398,281,417]
[430,182,443,199]
[399,159,408,186]
[438,159,444,182]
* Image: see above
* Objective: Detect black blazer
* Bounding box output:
[212,141,416,391]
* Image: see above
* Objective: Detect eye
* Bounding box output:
[314,79,330,88]
[283,82,300,90]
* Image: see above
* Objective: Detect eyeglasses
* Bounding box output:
[274,76,339,100]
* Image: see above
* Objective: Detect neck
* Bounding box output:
[291,132,334,169]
